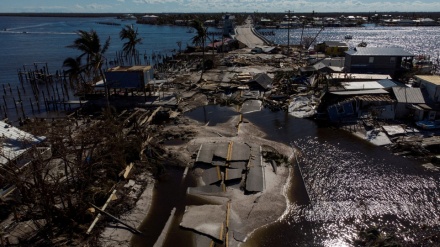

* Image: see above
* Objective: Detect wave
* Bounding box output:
[0,30,76,35]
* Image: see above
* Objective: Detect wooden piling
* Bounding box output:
[2,95,7,109]
[29,98,34,114]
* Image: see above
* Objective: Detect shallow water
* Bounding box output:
[243,108,440,246]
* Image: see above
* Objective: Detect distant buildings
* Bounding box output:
[140,15,159,24]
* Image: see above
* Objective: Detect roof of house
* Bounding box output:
[345,47,414,57]
[330,89,389,95]
[392,87,426,104]
[330,73,391,80]
[342,81,385,90]
[415,75,440,85]
[0,122,46,165]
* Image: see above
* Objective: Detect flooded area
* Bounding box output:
[242,108,440,246]
[132,105,440,246]
[135,106,439,246]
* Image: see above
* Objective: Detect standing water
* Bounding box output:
[242,109,440,246]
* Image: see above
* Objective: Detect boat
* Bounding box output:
[344,35,353,39]
[416,120,440,129]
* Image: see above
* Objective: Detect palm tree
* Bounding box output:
[63,56,86,92]
[119,25,143,65]
[190,19,207,81]
[67,30,110,82]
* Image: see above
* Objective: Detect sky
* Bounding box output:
[1,0,440,13]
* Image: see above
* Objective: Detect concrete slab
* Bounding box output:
[202,166,222,185]
[213,142,229,159]
[246,144,264,192]
[229,161,248,170]
[212,157,227,167]
[246,165,264,192]
[196,143,215,164]
[230,142,251,161]
[180,205,226,242]
[225,168,243,181]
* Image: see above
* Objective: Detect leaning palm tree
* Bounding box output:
[67,30,110,82]
[190,19,207,82]
[119,25,142,65]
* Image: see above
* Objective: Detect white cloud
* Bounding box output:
[86,3,113,10]
[117,0,126,2]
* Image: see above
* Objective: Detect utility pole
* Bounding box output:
[287,10,290,48]
[287,10,293,52]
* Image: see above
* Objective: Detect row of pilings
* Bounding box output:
[1,63,75,122]
[1,49,189,123]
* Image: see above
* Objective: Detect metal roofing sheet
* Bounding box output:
[345,47,414,57]
[392,87,425,104]
[0,122,46,165]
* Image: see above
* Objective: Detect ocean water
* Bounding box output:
[0,16,195,121]
[262,25,440,59]
[1,17,439,246]
[0,16,195,84]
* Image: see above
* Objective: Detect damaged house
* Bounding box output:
[344,47,414,76]
[326,80,399,123]
[0,122,49,199]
